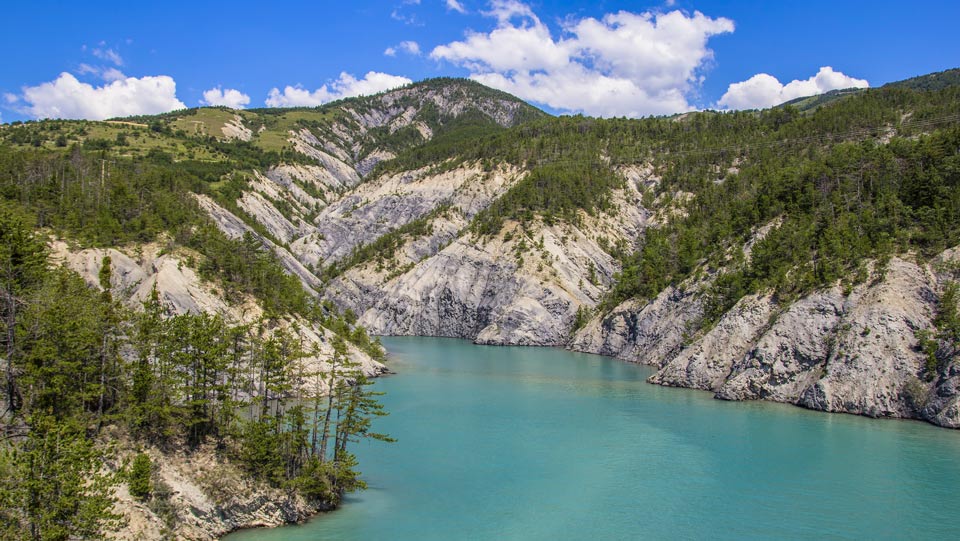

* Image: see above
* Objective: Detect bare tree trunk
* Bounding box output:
[318,355,337,463]
[3,292,21,418]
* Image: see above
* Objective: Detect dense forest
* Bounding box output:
[0,142,390,538]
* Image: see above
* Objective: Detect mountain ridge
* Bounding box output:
[3,71,960,431]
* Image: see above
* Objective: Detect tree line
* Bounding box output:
[0,139,392,539]
[0,214,391,539]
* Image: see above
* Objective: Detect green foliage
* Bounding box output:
[0,214,391,531]
[572,305,592,333]
[918,281,960,379]
[471,161,623,236]
[884,68,960,92]
[599,82,960,316]
[1,416,122,540]
[185,228,309,315]
[321,205,449,280]
[128,453,152,501]
[0,146,203,246]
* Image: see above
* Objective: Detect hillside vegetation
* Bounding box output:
[365,74,960,322]
[3,72,960,537]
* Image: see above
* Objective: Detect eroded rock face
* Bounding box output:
[221,114,253,142]
[575,252,960,428]
[924,365,960,428]
[570,284,703,365]
[797,258,936,418]
[649,294,778,391]
[717,288,845,402]
[109,444,328,541]
[332,187,646,346]
[353,235,592,346]
[52,240,385,383]
[292,165,500,268]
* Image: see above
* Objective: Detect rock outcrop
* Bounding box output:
[108,442,327,541]
[716,288,845,403]
[324,174,649,345]
[52,240,386,387]
[650,294,778,391]
[573,252,960,427]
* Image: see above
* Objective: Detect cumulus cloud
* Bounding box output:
[430,2,734,117]
[265,71,413,107]
[446,0,467,13]
[17,72,186,120]
[201,87,251,109]
[717,66,869,110]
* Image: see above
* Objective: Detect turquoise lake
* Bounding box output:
[229,337,960,540]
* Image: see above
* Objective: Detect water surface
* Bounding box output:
[229,337,960,540]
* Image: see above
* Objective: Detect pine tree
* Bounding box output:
[0,215,47,420]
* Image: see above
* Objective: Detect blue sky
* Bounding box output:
[1,0,957,121]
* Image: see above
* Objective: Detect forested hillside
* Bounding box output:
[2,71,960,538]
[0,77,547,539]
[0,153,390,538]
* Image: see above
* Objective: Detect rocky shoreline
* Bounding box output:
[570,249,960,429]
[107,437,336,541]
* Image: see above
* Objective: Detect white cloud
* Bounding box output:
[430,2,734,117]
[92,47,123,66]
[265,71,413,107]
[385,41,420,57]
[446,0,467,13]
[391,1,423,26]
[18,72,186,120]
[3,93,18,104]
[101,68,126,82]
[482,0,535,22]
[201,87,251,109]
[77,63,99,76]
[717,66,869,110]
[76,63,127,82]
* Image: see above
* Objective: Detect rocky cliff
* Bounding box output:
[572,250,960,427]
[50,240,385,539]
[185,76,960,430]
[107,439,328,541]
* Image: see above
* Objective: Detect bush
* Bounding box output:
[128,453,152,500]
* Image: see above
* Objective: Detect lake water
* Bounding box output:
[228,337,960,540]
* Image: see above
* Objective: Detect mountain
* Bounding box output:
[883,67,960,91]
[3,72,960,537]
[251,73,958,427]
[0,77,549,539]
[774,68,960,113]
[775,87,865,112]
[7,74,960,427]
